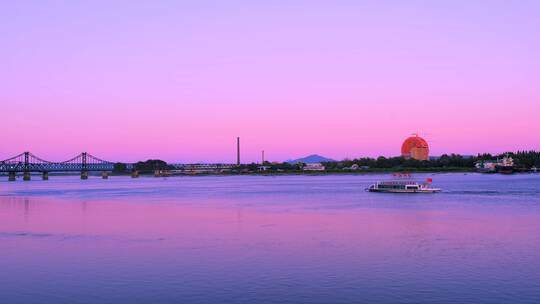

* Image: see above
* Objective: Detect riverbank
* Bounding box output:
[3,167,538,180]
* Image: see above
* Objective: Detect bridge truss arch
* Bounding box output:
[0,152,116,172]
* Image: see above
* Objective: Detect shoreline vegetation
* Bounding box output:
[2,152,537,178]
[109,151,539,176]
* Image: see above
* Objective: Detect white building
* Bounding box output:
[303,163,325,171]
[475,156,514,172]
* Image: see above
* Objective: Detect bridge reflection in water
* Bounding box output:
[0,152,120,181]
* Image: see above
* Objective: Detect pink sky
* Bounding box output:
[1,1,539,163]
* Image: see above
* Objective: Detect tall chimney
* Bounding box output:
[236,137,240,166]
[262,150,265,165]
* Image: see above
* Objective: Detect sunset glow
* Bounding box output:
[1,1,539,163]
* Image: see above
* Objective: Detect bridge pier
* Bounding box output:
[101,171,109,179]
[8,172,16,181]
[23,172,31,181]
[42,172,49,180]
[81,171,89,180]
[131,170,139,178]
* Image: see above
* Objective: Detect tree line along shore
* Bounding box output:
[111,151,540,175]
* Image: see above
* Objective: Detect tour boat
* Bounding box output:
[367,174,441,193]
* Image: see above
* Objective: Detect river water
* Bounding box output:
[1,173,539,304]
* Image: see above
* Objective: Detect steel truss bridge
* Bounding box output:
[0,152,115,173]
[1,152,242,181]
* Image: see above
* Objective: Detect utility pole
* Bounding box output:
[237,137,240,166]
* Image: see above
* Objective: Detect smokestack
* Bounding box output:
[262,150,265,165]
[237,137,240,166]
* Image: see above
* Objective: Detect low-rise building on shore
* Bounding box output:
[475,156,514,173]
[303,163,325,171]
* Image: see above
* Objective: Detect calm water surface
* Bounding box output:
[1,173,540,304]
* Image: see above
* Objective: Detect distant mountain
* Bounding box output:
[286,154,335,164]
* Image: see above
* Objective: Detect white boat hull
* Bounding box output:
[368,188,441,193]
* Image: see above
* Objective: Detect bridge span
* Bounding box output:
[1,152,244,181]
[0,152,120,181]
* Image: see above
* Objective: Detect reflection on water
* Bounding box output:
[1,174,540,304]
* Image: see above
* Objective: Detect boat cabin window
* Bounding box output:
[379,184,407,189]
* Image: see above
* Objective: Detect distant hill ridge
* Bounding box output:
[286,154,335,164]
